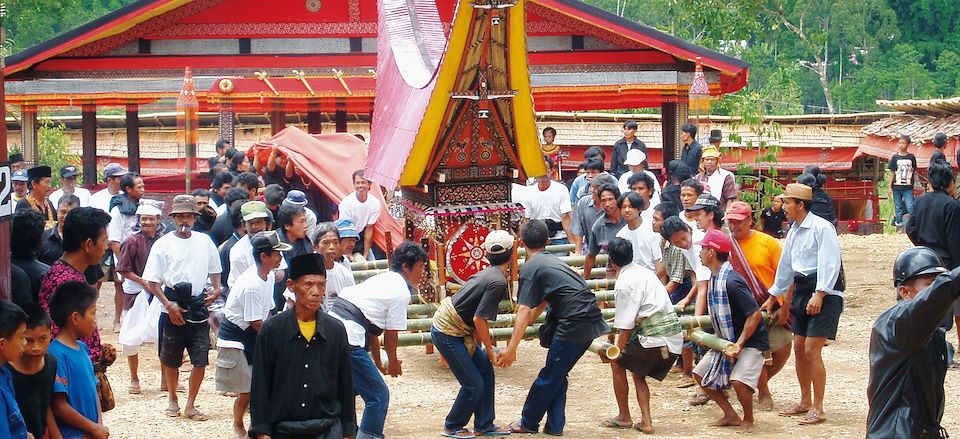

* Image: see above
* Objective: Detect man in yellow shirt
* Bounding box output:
[726,201,790,411]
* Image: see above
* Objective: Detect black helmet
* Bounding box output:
[893,246,946,287]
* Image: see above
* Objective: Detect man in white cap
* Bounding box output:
[89,163,127,213]
[430,230,515,438]
[228,201,288,290]
[142,194,223,422]
[11,169,28,203]
[115,202,164,395]
[618,149,661,203]
[49,165,91,208]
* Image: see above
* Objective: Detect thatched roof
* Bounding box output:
[876,97,960,115]
[861,114,960,144]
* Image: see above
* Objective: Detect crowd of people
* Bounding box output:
[0,124,956,438]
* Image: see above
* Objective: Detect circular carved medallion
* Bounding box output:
[305,0,321,13]
[446,222,492,284]
[218,78,234,94]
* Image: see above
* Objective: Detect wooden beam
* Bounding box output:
[81,105,97,185]
[307,100,322,134]
[335,104,347,133]
[218,105,236,144]
[661,102,677,169]
[126,104,141,174]
[270,105,286,135]
[20,108,38,166]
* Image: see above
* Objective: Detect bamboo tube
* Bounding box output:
[685,330,738,356]
[405,308,617,332]
[395,325,541,347]
[679,312,772,330]
[672,304,695,314]
[350,259,389,271]
[588,339,621,360]
[406,290,616,316]
[446,277,615,292]
[349,246,588,275]
[353,256,609,282]
[516,244,575,257]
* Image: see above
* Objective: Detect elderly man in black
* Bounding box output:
[250,253,356,439]
[867,246,959,438]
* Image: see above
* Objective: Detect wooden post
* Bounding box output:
[218,104,236,144]
[307,100,322,134]
[0,26,10,299]
[270,105,286,135]
[126,104,141,174]
[335,99,348,133]
[661,102,678,171]
[20,107,38,166]
[81,105,97,185]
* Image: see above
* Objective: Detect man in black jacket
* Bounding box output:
[610,120,647,178]
[867,246,957,438]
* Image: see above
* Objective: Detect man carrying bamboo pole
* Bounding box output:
[329,241,427,439]
[430,230,515,438]
[692,229,768,431]
[499,220,609,435]
[601,238,681,433]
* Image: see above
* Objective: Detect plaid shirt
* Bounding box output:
[662,241,690,284]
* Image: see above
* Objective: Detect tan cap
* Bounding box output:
[170,195,199,215]
[780,183,813,201]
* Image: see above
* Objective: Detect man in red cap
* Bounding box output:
[692,229,769,431]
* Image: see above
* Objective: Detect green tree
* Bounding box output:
[37,119,80,187]
[5,0,137,52]
[933,50,960,97]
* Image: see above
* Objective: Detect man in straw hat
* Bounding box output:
[250,252,357,439]
[695,145,738,212]
[430,230,515,438]
[761,183,843,425]
[217,231,290,438]
[141,194,223,422]
[867,246,957,438]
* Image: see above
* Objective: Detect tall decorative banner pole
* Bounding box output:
[177,67,199,192]
[689,57,711,144]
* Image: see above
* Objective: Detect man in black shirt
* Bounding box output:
[250,253,356,439]
[610,120,647,178]
[209,138,232,175]
[932,132,948,165]
[888,135,918,227]
[867,247,957,438]
[430,230,514,438]
[692,229,768,431]
[10,304,57,439]
[500,220,610,435]
[680,123,702,174]
[11,209,50,304]
[759,196,787,238]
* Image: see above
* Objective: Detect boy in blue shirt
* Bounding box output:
[0,300,30,439]
[49,281,109,439]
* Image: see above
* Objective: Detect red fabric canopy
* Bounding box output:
[248,127,403,251]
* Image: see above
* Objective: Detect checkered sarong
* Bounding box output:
[702,263,736,390]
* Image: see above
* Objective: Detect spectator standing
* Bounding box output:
[107,173,146,332]
[571,172,616,255]
[679,123,702,173]
[209,139,232,174]
[11,169,28,204]
[888,135,918,227]
[48,165,91,208]
[611,121,647,178]
[16,166,57,229]
[338,170,382,259]
[11,210,50,306]
[524,158,573,245]
[618,149,661,206]
[89,163,126,213]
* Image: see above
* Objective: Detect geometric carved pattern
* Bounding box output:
[525,2,648,50]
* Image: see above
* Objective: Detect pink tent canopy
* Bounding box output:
[249,127,403,251]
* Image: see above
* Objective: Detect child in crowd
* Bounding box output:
[10,303,60,439]
[49,281,109,439]
[759,196,787,239]
[0,300,29,439]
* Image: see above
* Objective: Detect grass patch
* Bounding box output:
[876,179,897,235]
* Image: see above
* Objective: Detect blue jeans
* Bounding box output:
[431,328,497,432]
[519,338,591,434]
[351,347,389,439]
[893,188,915,225]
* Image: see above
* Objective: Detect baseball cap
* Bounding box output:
[241,201,270,221]
[60,165,79,178]
[11,170,28,182]
[285,190,308,206]
[725,201,752,221]
[686,194,720,211]
[623,149,646,166]
[103,163,127,179]
[334,218,360,239]
[589,173,618,187]
[695,229,732,253]
[483,230,514,255]
[251,231,293,253]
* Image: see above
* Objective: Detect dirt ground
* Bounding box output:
[96,233,959,438]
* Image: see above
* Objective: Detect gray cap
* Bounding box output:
[103,163,127,179]
[589,173,618,187]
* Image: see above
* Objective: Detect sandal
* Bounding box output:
[477,426,511,436]
[128,383,141,395]
[676,376,697,388]
[779,403,810,416]
[688,393,710,406]
[506,421,536,434]
[441,429,475,438]
[599,418,631,429]
[163,408,180,418]
[949,360,960,369]
[182,410,209,421]
[634,423,654,434]
[799,410,826,425]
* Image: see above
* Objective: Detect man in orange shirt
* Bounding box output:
[725,201,791,411]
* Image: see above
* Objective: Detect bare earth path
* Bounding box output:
[99,233,960,438]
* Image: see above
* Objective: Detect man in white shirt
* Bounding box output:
[524,157,573,245]
[284,190,319,245]
[604,238,682,433]
[338,169,381,260]
[89,163,126,213]
[618,149,661,205]
[312,222,355,310]
[108,172,146,332]
[228,201,288,290]
[48,165,91,208]
[616,192,662,272]
[329,241,427,439]
[216,231,289,438]
[142,194,222,422]
[761,183,843,425]
[696,145,738,212]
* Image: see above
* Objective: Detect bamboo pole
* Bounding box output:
[396,325,542,347]
[446,277,615,292]
[406,290,616,316]
[405,308,617,332]
[588,339,621,360]
[678,312,772,330]
[517,244,575,257]
[349,244,576,272]
[685,330,738,356]
[672,304,695,314]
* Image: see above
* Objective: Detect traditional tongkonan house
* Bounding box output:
[860,97,960,169]
[4,0,749,185]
